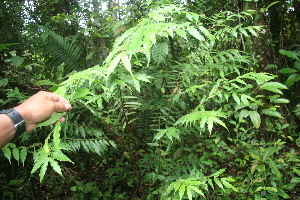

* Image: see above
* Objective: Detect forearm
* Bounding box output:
[0,114,17,148]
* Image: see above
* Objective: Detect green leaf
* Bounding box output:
[221,178,238,192]
[92,141,101,155]
[53,121,61,151]
[239,109,249,122]
[232,28,238,38]
[11,56,24,68]
[34,80,56,86]
[279,49,299,60]
[255,186,277,192]
[165,182,175,195]
[154,127,180,141]
[106,54,121,78]
[291,177,300,183]
[268,159,282,178]
[262,147,277,162]
[210,168,226,177]
[73,87,91,98]
[279,68,297,74]
[264,82,288,89]
[249,111,261,129]
[260,82,287,94]
[285,74,300,87]
[262,109,283,119]
[81,141,90,152]
[179,184,186,200]
[266,1,280,9]
[207,117,214,133]
[36,112,64,128]
[239,28,249,37]
[52,151,73,163]
[249,73,275,85]
[232,92,240,104]
[186,187,192,200]
[79,126,85,138]
[208,179,214,189]
[31,151,49,174]
[133,79,141,93]
[273,98,289,104]
[211,117,228,131]
[152,42,168,64]
[109,140,117,148]
[20,148,27,166]
[295,61,300,70]
[187,27,204,41]
[241,94,250,106]
[186,13,199,22]
[214,178,224,191]
[12,148,19,163]
[176,28,187,39]
[199,25,215,43]
[0,78,8,87]
[2,147,12,164]
[135,74,153,82]
[39,160,49,182]
[86,51,95,60]
[278,189,291,199]
[0,43,18,52]
[49,158,63,177]
[121,53,133,77]
[247,27,258,37]
[43,133,51,154]
[189,186,205,198]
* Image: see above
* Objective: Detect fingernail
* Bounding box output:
[65,104,71,110]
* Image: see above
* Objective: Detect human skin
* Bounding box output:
[0,91,71,148]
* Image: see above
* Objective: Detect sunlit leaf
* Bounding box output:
[12,148,19,163]
[73,88,91,98]
[268,159,282,178]
[31,151,49,174]
[189,186,205,198]
[52,151,73,163]
[39,160,49,182]
[20,148,27,166]
[187,27,205,41]
[179,184,186,200]
[49,158,63,177]
[249,111,261,129]
[2,147,12,164]
[262,109,283,119]
[36,112,64,128]
[53,121,61,151]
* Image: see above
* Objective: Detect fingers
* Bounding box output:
[52,102,72,112]
[59,117,66,123]
[45,92,72,112]
[47,92,68,104]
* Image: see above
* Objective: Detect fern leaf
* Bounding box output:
[39,26,82,75]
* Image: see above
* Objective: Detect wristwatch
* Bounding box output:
[0,108,26,137]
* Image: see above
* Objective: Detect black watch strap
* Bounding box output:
[0,108,26,137]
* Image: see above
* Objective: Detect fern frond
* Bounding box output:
[175,111,228,133]
[39,26,82,75]
[67,139,115,155]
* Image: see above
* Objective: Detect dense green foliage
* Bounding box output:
[1,0,300,199]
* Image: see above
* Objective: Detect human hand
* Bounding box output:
[14,91,72,132]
